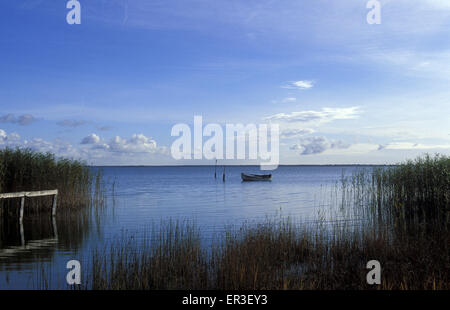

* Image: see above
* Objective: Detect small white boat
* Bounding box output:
[241,173,272,182]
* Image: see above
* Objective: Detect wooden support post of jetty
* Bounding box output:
[0,189,59,221]
[19,196,25,222]
[52,192,58,217]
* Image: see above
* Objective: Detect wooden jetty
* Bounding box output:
[0,190,58,221]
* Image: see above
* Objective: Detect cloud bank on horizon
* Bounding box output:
[1,0,449,165]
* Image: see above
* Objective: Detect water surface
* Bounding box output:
[0,165,371,289]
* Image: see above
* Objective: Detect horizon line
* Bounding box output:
[89,163,397,167]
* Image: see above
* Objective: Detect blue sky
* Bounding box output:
[1,0,449,165]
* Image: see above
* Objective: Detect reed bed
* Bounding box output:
[0,148,104,216]
[82,220,448,290]
[80,154,449,290]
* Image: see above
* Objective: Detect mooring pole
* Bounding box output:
[222,166,226,182]
[214,160,217,179]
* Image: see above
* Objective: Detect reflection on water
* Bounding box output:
[0,205,98,288]
[0,165,375,289]
[0,216,58,259]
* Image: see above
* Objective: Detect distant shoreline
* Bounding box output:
[90,164,397,168]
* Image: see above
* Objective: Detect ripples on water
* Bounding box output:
[0,165,370,289]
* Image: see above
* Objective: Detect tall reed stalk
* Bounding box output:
[0,148,104,215]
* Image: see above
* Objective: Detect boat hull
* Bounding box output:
[241,173,272,182]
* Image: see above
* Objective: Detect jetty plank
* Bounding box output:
[0,189,58,220]
[0,189,58,199]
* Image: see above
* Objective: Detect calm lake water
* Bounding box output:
[0,165,373,289]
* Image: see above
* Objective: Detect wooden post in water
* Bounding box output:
[222,166,226,182]
[17,195,25,246]
[51,192,58,217]
[52,215,58,239]
[19,196,25,222]
[19,216,25,246]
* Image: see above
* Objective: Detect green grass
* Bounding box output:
[79,154,449,290]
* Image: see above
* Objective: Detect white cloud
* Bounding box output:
[81,133,101,145]
[0,129,6,141]
[264,107,360,124]
[282,80,314,90]
[80,133,168,157]
[290,136,350,155]
[0,130,170,164]
[24,138,58,153]
[0,129,21,145]
[7,132,20,142]
[109,134,160,154]
[281,128,315,139]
